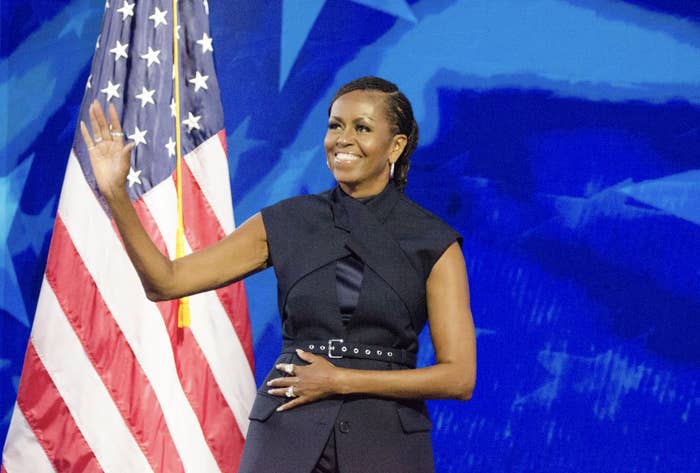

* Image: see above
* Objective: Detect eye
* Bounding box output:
[328,122,341,130]
[355,124,371,132]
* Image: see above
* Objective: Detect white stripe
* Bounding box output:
[2,404,55,473]
[185,133,236,232]
[189,290,256,435]
[31,278,151,473]
[57,153,220,473]
[143,176,256,435]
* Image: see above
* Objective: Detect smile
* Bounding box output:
[334,152,361,163]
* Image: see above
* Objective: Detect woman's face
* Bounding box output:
[324,90,406,198]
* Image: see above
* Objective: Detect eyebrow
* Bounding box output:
[329,115,376,122]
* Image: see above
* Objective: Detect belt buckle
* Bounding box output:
[328,338,344,358]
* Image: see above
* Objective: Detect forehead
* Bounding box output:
[330,90,388,120]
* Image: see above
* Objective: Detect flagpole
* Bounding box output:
[172,0,190,328]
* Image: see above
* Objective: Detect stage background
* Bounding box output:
[2,0,699,471]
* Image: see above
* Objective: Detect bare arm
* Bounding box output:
[81,101,269,301]
[268,241,477,409]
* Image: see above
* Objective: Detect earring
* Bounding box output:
[390,162,395,178]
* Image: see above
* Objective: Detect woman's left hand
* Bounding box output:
[266,349,341,411]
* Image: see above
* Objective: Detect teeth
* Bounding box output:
[335,153,360,162]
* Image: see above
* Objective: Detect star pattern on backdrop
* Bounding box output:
[279,0,416,88]
[0,156,35,327]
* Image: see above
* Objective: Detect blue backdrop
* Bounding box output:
[2,0,699,471]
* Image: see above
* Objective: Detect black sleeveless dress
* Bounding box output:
[239,183,461,473]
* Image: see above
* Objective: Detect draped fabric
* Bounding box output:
[239,183,460,473]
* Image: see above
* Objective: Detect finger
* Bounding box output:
[121,141,136,159]
[92,100,112,142]
[295,349,317,363]
[266,386,300,397]
[266,377,299,388]
[108,104,125,144]
[275,363,296,375]
[88,102,105,144]
[276,398,306,412]
[80,121,95,149]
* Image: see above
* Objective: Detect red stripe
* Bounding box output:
[133,199,246,472]
[45,217,185,473]
[217,129,228,156]
[133,199,170,258]
[16,342,101,472]
[179,160,255,370]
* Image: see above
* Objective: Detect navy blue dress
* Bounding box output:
[239,183,461,473]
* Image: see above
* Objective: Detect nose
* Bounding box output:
[336,127,353,146]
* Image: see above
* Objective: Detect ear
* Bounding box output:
[389,134,408,164]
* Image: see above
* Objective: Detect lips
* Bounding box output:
[334,152,361,163]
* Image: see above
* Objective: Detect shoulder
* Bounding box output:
[262,190,331,215]
[261,190,332,227]
[260,190,334,265]
[392,193,461,241]
[390,192,463,274]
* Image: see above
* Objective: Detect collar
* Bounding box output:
[330,182,400,231]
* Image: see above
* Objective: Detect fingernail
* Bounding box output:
[295,349,303,355]
[276,406,284,412]
[267,389,273,394]
[266,381,272,386]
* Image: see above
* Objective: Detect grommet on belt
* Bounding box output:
[283,340,416,367]
[338,421,350,434]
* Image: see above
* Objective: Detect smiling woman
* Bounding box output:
[79,76,476,473]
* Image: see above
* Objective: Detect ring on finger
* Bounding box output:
[283,363,295,375]
[285,386,296,398]
[94,137,103,143]
[110,131,123,137]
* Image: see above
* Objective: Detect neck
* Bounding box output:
[338,179,391,199]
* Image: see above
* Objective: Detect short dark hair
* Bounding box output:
[329,77,418,192]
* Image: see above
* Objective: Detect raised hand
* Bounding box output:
[80,100,135,201]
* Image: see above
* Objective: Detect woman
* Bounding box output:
[81,76,476,473]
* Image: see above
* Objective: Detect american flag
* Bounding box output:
[1,1,255,471]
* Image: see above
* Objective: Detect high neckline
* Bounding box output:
[331,181,400,229]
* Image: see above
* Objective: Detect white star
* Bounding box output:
[100,80,121,101]
[149,7,168,28]
[127,167,142,187]
[86,74,92,89]
[165,136,176,157]
[170,98,177,117]
[188,70,209,92]
[117,1,135,20]
[140,47,161,67]
[196,32,213,53]
[203,0,209,15]
[176,24,181,40]
[110,40,129,61]
[105,1,110,9]
[135,87,156,107]
[182,112,202,132]
[127,126,148,146]
[95,34,100,49]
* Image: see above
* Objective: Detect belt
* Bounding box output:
[282,339,416,368]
